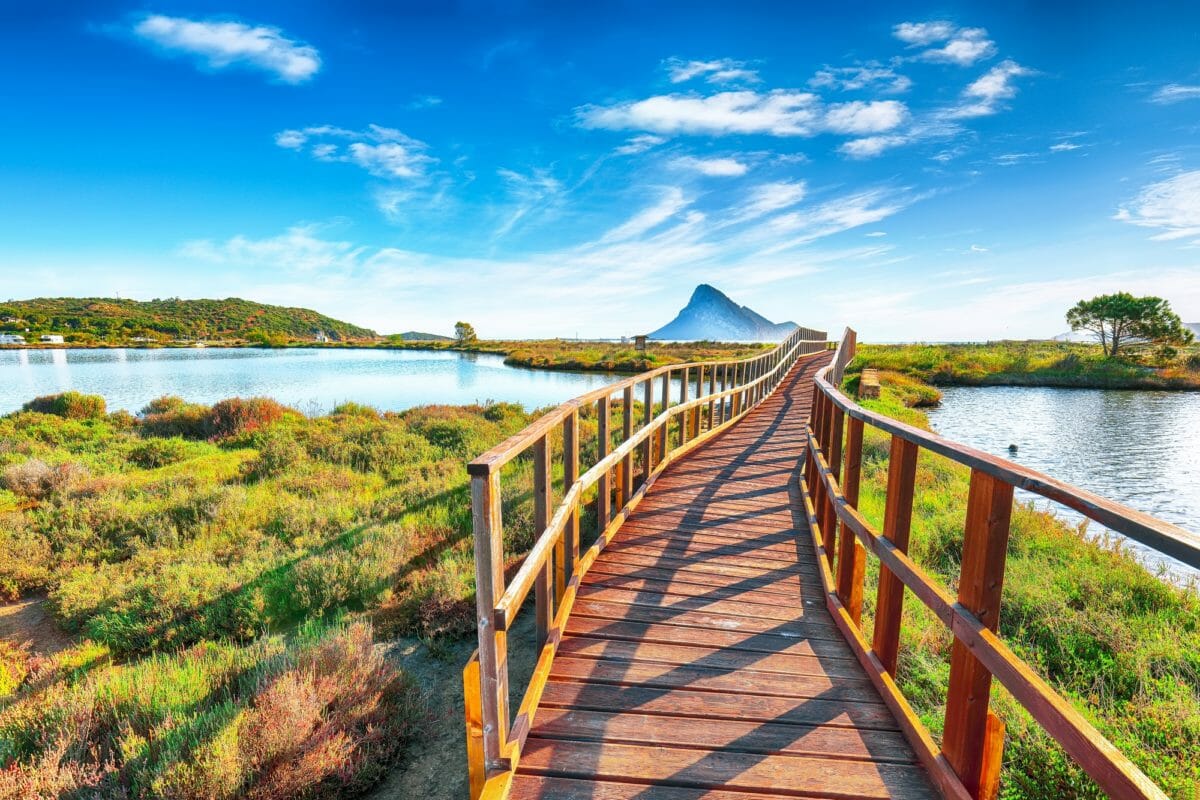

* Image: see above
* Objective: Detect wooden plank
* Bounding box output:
[942,470,1013,799]
[580,572,811,607]
[575,585,808,622]
[548,656,881,702]
[517,739,937,800]
[568,598,843,640]
[537,682,901,730]
[531,708,918,763]
[510,775,818,800]
[873,434,918,676]
[563,617,856,660]
[583,557,807,596]
[557,635,866,679]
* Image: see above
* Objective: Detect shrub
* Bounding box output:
[1,459,87,500]
[0,640,30,696]
[208,398,288,439]
[139,396,211,439]
[127,437,190,468]
[21,392,106,420]
[329,402,380,419]
[246,429,306,480]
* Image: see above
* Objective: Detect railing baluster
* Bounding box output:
[563,410,579,587]
[943,470,1014,800]
[621,384,634,506]
[597,395,611,532]
[470,469,508,769]
[692,365,702,438]
[837,416,866,625]
[679,366,690,446]
[532,434,552,648]
[823,401,845,562]
[642,377,654,480]
[659,371,670,463]
[707,360,716,430]
[873,435,919,675]
[463,654,485,799]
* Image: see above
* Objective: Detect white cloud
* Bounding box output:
[823,100,908,134]
[1115,170,1200,240]
[1150,84,1200,104]
[601,188,689,242]
[943,60,1032,118]
[760,188,911,253]
[180,224,366,271]
[614,134,667,155]
[667,58,759,84]
[494,168,564,238]
[840,135,909,158]
[737,181,808,220]
[1049,141,1082,152]
[274,125,435,179]
[810,64,912,93]
[132,14,320,83]
[671,156,749,176]
[579,90,822,136]
[893,20,996,66]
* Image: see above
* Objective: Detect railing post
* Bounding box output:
[732,363,742,417]
[562,410,579,588]
[463,654,485,800]
[707,361,716,430]
[532,434,552,648]
[597,395,611,532]
[943,470,1014,800]
[691,365,702,438]
[822,400,845,563]
[836,416,866,625]
[642,377,654,480]
[621,384,634,505]
[679,366,690,446]
[470,469,508,770]
[873,435,918,676]
[659,372,670,462]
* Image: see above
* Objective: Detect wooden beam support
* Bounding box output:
[837,416,866,625]
[596,395,611,533]
[873,435,919,676]
[562,410,580,586]
[943,470,1014,799]
[532,434,552,648]
[470,470,509,769]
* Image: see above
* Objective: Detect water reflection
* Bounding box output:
[927,386,1200,583]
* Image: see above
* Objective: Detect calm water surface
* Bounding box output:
[0,348,624,415]
[927,386,1200,583]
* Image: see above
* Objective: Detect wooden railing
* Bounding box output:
[462,327,829,799]
[802,327,1200,800]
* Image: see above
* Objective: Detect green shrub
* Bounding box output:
[207,397,289,439]
[246,428,306,480]
[22,392,106,420]
[127,437,190,468]
[138,396,211,439]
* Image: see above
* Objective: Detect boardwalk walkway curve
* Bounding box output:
[463,327,1200,800]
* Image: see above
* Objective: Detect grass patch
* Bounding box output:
[849,340,1200,390]
[848,372,1200,799]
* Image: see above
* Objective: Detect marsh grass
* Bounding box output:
[850,375,1200,799]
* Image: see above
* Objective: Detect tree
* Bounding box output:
[454,321,477,345]
[1066,292,1194,357]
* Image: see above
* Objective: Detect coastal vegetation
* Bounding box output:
[0,297,377,345]
[0,390,580,797]
[841,364,1200,799]
[1066,292,1194,357]
[850,339,1200,390]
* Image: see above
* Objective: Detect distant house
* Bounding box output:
[40,334,65,343]
[0,334,26,344]
[313,331,330,343]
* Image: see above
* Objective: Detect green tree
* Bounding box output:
[1066,292,1193,357]
[454,321,477,345]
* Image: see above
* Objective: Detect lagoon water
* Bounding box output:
[0,347,622,415]
[927,386,1200,583]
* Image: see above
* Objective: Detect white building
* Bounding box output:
[40,334,65,344]
[0,334,26,345]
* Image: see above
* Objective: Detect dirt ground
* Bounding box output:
[0,596,74,655]
[369,614,539,800]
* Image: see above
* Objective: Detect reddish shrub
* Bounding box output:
[21,392,106,420]
[207,398,288,439]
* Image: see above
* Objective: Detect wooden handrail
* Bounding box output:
[465,325,828,796]
[802,326,1189,800]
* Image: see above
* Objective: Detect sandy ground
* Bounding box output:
[0,596,74,655]
[369,614,538,800]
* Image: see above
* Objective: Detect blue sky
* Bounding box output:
[3,1,1200,340]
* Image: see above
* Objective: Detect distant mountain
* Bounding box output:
[394,331,453,342]
[1186,322,1200,337]
[1056,323,1200,342]
[648,284,798,342]
[0,297,377,343]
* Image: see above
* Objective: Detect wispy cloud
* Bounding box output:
[578,91,906,138]
[131,14,320,83]
[670,156,749,176]
[180,224,366,271]
[494,167,564,238]
[1049,141,1082,152]
[666,58,759,84]
[810,63,912,93]
[601,188,690,242]
[736,181,808,220]
[1149,84,1200,104]
[614,134,667,155]
[893,20,996,66]
[275,125,435,179]
[1115,170,1200,240]
[942,60,1032,118]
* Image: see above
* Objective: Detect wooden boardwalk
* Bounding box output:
[508,355,937,799]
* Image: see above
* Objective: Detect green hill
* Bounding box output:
[0,297,377,344]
